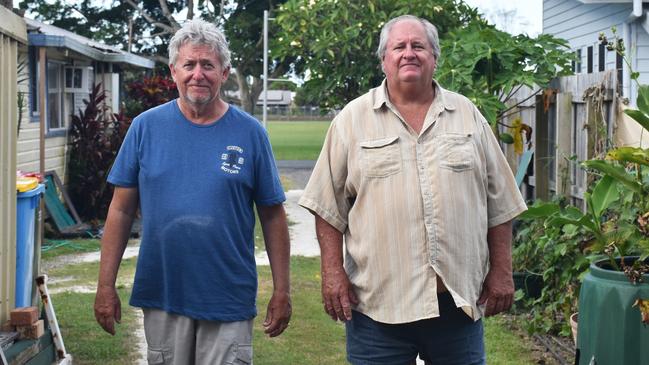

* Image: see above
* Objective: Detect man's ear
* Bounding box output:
[222,66,230,80]
[169,63,177,82]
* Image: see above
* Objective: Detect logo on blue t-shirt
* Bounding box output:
[221,145,245,174]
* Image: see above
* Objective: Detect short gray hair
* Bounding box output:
[376,15,440,61]
[168,19,231,69]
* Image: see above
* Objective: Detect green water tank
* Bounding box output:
[577,258,649,365]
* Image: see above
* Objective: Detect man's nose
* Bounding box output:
[403,45,416,58]
[192,65,205,80]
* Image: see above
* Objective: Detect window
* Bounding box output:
[28,47,39,115]
[65,66,90,92]
[46,61,75,132]
[598,43,605,72]
[587,46,593,73]
[616,42,623,93]
[29,50,91,133]
[573,49,582,73]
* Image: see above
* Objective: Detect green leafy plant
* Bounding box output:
[549,30,649,282]
[437,25,573,147]
[123,75,178,118]
[513,199,590,335]
[67,83,131,222]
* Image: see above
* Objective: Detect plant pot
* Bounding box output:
[577,257,649,365]
[513,271,543,299]
[569,312,578,346]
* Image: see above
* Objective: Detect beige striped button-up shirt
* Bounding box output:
[299,80,527,324]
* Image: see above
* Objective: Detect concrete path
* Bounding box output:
[255,189,319,265]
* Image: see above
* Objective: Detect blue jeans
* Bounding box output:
[345,292,486,365]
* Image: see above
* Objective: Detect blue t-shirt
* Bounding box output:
[108,100,286,321]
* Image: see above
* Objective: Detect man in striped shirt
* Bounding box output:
[299,14,527,365]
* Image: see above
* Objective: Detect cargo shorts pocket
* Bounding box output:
[438,134,476,172]
[225,343,252,365]
[360,136,401,178]
[147,347,172,364]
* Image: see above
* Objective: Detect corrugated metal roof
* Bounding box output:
[25,18,154,69]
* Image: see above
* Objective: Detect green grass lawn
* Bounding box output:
[41,238,102,261]
[47,258,139,365]
[267,121,330,160]
[45,247,539,364]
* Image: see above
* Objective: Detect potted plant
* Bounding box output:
[531,31,649,365]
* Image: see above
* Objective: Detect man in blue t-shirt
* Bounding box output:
[94,19,291,364]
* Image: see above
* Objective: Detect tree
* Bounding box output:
[436,23,573,130]
[19,0,184,58]
[274,0,574,145]
[19,0,295,114]
[274,0,484,110]
[213,0,295,114]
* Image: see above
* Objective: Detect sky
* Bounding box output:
[14,0,544,37]
[463,0,543,36]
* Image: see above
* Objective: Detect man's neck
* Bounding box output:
[386,79,435,107]
[387,80,435,108]
[177,98,229,125]
[385,80,436,135]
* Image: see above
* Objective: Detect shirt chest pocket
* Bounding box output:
[360,136,402,178]
[438,134,476,172]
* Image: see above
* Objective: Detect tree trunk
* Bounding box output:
[236,75,263,116]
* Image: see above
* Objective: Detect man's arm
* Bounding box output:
[257,204,291,337]
[315,215,358,322]
[94,186,139,335]
[477,220,515,316]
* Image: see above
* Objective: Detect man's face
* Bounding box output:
[170,43,229,107]
[381,20,436,85]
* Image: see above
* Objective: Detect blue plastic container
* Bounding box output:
[15,184,44,307]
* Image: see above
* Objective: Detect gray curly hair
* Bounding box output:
[168,19,231,69]
[376,15,440,61]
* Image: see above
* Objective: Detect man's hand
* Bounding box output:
[263,290,292,337]
[478,220,515,316]
[477,266,514,316]
[94,284,122,335]
[321,267,359,321]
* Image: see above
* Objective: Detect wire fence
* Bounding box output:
[254,105,336,121]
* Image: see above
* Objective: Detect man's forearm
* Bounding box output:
[258,204,291,293]
[315,216,344,273]
[97,188,138,288]
[97,209,135,287]
[487,220,514,275]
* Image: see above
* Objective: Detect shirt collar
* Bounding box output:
[372,78,457,112]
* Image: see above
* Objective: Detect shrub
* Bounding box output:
[123,75,177,118]
[67,83,130,222]
[513,198,591,335]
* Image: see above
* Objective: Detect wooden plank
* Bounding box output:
[0,33,19,324]
[574,103,588,193]
[38,48,45,179]
[0,6,27,44]
[503,99,520,172]
[555,93,573,196]
[535,94,551,201]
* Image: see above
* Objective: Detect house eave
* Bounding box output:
[577,0,636,3]
[28,33,154,69]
